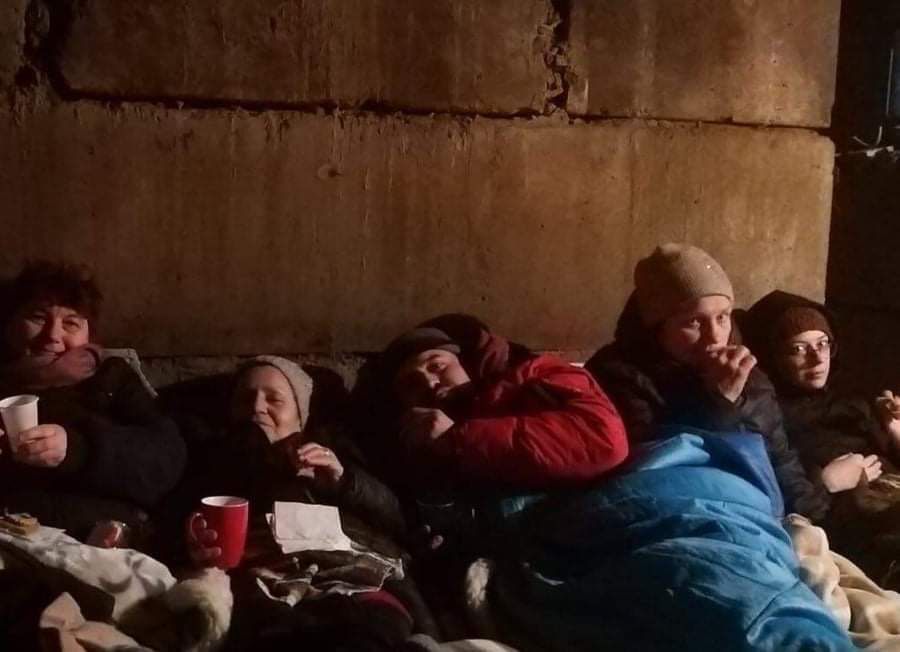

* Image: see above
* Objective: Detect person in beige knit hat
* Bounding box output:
[586,243,831,521]
[632,243,755,403]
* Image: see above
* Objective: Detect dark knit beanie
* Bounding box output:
[773,306,834,344]
[743,290,839,386]
[634,243,734,326]
[381,327,461,381]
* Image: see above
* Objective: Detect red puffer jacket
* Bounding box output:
[437,347,629,489]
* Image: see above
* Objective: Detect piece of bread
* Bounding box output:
[0,512,39,537]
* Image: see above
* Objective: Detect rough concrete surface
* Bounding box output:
[57,0,553,114]
[0,0,27,91]
[567,0,840,127]
[0,102,834,356]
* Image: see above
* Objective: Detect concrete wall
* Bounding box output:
[58,0,554,114]
[0,0,840,362]
[566,0,840,126]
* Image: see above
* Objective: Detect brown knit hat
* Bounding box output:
[634,243,734,326]
[773,306,834,344]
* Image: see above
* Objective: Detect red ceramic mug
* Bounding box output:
[189,496,249,569]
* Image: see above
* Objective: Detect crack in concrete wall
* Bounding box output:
[21,0,69,97]
[544,0,571,115]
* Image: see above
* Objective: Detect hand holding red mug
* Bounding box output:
[187,496,248,569]
[185,514,223,565]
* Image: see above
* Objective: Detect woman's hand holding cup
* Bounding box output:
[14,424,67,467]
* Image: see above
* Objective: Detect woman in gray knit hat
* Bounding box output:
[177,355,436,650]
[585,243,831,521]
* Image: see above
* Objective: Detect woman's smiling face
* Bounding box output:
[6,302,90,359]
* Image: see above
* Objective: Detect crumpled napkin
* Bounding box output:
[269,502,353,554]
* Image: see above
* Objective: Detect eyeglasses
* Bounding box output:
[786,338,835,359]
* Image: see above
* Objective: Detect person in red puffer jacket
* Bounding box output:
[380,314,628,493]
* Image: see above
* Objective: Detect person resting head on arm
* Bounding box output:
[381,314,629,494]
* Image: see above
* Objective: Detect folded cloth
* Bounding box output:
[251,548,403,606]
[789,514,900,651]
[39,592,151,652]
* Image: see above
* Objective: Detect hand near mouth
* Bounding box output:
[698,345,757,403]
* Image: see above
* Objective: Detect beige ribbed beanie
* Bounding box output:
[238,355,314,430]
[634,243,734,326]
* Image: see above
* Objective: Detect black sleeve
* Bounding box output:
[740,372,831,521]
[332,461,408,541]
[666,379,745,432]
[590,357,745,440]
[585,358,664,444]
[306,426,408,541]
[65,358,187,507]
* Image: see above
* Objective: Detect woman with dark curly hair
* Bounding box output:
[0,260,186,540]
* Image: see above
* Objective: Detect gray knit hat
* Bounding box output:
[634,243,734,326]
[238,355,314,431]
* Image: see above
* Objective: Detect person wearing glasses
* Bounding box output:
[744,290,900,584]
[744,290,900,494]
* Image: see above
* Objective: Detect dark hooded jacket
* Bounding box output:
[743,290,898,478]
[0,356,186,540]
[743,290,900,583]
[585,294,830,521]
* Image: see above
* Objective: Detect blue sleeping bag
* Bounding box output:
[490,430,854,652]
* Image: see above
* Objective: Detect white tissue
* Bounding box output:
[269,502,353,553]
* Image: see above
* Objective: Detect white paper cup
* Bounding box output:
[0,394,39,451]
